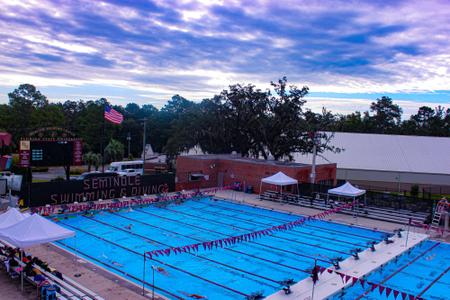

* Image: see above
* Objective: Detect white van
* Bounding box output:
[107,160,144,175]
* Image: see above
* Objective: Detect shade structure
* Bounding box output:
[0,213,75,248]
[261,172,298,186]
[328,181,366,197]
[0,207,29,229]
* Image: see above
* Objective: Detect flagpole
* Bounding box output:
[101,103,106,172]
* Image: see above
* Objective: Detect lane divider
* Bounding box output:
[167,203,368,248]
[354,242,440,300]
[111,211,310,274]
[134,208,331,264]
[198,198,381,241]
[80,215,281,287]
[58,220,250,298]
[145,201,356,259]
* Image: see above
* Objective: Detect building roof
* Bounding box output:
[180,154,313,168]
[293,132,450,175]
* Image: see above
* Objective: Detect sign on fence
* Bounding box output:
[26,174,175,207]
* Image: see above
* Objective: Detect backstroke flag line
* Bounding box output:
[104,105,123,124]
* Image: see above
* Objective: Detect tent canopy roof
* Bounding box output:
[328,181,366,197]
[0,213,75,248]
[261,171,298,186]
[0,207,28,229]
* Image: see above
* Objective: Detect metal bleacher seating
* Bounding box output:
[260,190,428,225]
[0,239,103,300]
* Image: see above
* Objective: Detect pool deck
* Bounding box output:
[29,243,167,300]
[265,231,428,300]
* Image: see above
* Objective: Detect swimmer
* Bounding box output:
[180,291,207,299]
[124,224,133,230]
[155,266,169,276]
[189,294,207,299]
[112,261,123,267]
[425,254,436,261]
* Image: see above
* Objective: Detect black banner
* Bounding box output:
[27,174,175,207]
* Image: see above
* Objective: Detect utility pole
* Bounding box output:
[127,132,131,159]
[309,132,318,197]
[142,118,147,174]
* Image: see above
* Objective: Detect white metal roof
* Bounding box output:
[294,132,450,175]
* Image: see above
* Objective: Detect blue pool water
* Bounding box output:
[329,240,450,300]
[53,197,386,299]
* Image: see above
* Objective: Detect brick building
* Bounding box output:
[175,154,337,193]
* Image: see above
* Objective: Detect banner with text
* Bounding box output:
[26,174,175,207]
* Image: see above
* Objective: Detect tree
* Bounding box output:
[6,84,49,142]
[83,152,102,171]
[104,139,124,163]
[219,83,269,157]
[8,84,48,108]
[369,96,402,133]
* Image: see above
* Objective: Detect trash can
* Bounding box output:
[246,186,253,194]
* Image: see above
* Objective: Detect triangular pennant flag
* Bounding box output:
[379,286,385,295]
[327,269,333,274]
[371,283,378,291]
[393,290,399,299]
[401,292,407,300]
[352,277,358,286]
[359,278,365,288]
[386,287,392,297]
[345,275,351,283]
[319,267,326,274]
[408,295,415,300]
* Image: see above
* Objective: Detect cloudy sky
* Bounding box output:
[0,0,449,116]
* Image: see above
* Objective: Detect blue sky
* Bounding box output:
[0,0,449,116]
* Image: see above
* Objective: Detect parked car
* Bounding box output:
[117,168,142,177]
[76,171,118,180]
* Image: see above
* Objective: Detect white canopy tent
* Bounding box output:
[327,181,366,216]
[0,213,75,290]
[259,172,299,200]
[0,207,29,229]
[328,181,366,197]
[0,213,75,248]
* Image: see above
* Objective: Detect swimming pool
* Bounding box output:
[328,240,450,300]
[53,197,386,299]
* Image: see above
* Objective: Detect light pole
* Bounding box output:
[127,132,131,159]
[142,118,147,174]
[151,265,155,300]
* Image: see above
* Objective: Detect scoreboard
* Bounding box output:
[20,139,82,167]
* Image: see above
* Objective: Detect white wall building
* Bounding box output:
[293,132,450,193]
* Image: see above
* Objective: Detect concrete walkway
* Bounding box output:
[265,231,428,300]
[30,243,166,300]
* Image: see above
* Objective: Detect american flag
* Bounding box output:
[104,105,123,124]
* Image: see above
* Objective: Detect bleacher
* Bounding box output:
[259,190,428,225]
[0,239,104,300]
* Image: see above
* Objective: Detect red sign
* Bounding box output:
[72,140,83,166]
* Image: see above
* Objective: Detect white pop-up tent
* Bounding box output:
[328,181,366,197]
[0,213,75,248]
[0,207,29,229]
[327,181,366,210]
[0,213,75,291]
[259,172,299,199]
